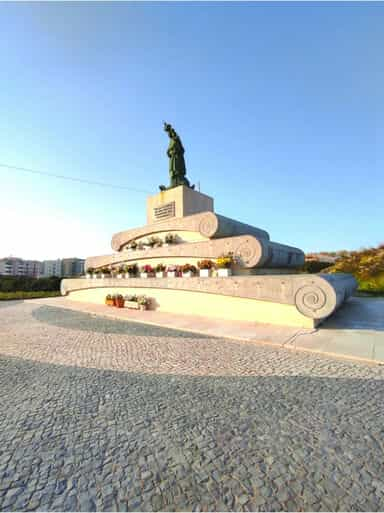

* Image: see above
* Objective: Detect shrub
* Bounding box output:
[322,244,384,294]
[155,263,166,272]
[300,261,332,274]
[0,291,61,300]
[0,276,61,293]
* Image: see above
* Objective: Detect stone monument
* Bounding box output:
[61,123,357,328]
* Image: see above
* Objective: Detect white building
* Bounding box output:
[40,259,62,277]
[0,257,83,277]
[0,257,27,276]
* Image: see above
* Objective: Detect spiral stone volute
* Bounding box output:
[294,274,357,319]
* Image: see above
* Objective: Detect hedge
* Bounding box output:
[0,291,61,300]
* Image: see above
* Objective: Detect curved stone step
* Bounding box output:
[111,211,270,251]
[61,273,358,324]
[87,235,304,270]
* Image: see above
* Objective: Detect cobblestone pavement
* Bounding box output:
[0,301,383,512]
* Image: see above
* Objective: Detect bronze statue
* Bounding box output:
[160,122,194,191]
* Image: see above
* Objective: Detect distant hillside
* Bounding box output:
[325,244,384,294]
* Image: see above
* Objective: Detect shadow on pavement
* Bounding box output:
[321,297,384,332]
[32,305,215,339]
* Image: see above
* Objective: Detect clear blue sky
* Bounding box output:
[0,2,382,260]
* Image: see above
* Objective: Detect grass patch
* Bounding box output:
[0,291,61,300]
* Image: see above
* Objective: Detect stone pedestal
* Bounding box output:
[146,186,214,224]
[63,184,357,328]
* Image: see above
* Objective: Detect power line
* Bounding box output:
[0,163,152,194]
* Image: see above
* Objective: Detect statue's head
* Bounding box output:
[163,122,172,133]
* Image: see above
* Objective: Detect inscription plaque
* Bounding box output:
[154,201,175,221]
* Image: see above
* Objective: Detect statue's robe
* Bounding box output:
[167,136,187,186]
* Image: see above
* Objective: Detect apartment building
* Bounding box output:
[25,260,42,278]
[0,257,27,276]
[61,258,85,277]
[40,259,62,277]
[0,257,85,277]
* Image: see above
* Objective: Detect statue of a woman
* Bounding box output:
[162,122,193,190]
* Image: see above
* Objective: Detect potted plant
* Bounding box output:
[197,259,215,277]
[110,267,118,278]
[145,238,153,249]
[181,263,197,278]
[94,269,102,279]
[147,236,162,249]
[86,267,94,279]
[167,264,178,278]
[128,240,138,251]
[116,266,125,279]
[125,263,138,278]
[140,264,154,278]
[155,263,167,278]
[105,294,114,306]
[164,233,177,246]
[216,254,234,277]
[137,241,145,251]
[101,267,111,279]
[137,295,149,311]
[115,294,125,308]
[124,294,139,309]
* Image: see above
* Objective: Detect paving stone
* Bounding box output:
[0,301,383,512]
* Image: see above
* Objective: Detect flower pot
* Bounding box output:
[86,273,92,279]
[116,300,125,308]
[167,271,176,278]
[105,299,114,306]
[139,304,147,311]
[218,268,232,277]
[140,272,149,278]
[100,274,105,279]
[182,271,193,278]
[125,301,139,310]
[117,274,124,279]
[199,269,211,278]
[156,271,166,278]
